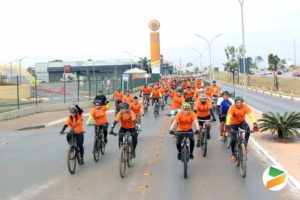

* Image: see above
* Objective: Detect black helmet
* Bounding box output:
[222,91,230,96]
[94,100,102,106]
[70,107,78,114]
[133,96,138,100]
[122,103,130,109]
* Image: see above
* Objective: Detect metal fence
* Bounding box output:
[0,72,160,112]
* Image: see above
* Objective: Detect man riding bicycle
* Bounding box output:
[225,96,259,163]
[86,100,110,143]
[194,94,216,146]
[216,91,234,141]
[140,84,152,103]
[170,89,185,122]
[94,90,108,106]
[123,90,134,104]
[60,105,85,165]
[113,88,123,113]
[184,85,194,103]
[110,103,139,158]
[169,103,200,160]
[150,85,162,107]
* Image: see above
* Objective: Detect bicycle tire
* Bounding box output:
[201,130,207,157]
[127,140,133,168]
[182,145,188,178]
[225,133,231,149]
[100,135,106,155]
[119,147,126,178]
[67,146,77,174]
[93,137,101,162]
[239,143,247,177]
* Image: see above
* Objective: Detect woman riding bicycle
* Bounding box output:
[169,103,200,160]
[110,103,139,158]
[86,100,110,143]
[60,105,85,165]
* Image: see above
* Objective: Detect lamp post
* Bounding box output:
[19,56,27,84]
[195,33,223,81]
[238,0,247,99]
[122,51,133,69]
[192,48,208,72]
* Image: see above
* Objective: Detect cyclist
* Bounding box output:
[182,80,188,89]
[60,105,85,165]
[225,96,259,163]
[150,85,162,107]
[211,80,221,97]
[140,84,152,106]
[169,103,200,159]
[170,89,185,121]
[194,94,215,146]
[123,90,134,104]
[86,100,110,143]
[113,88,123,113]
[195,78,203,89]
[130,96,144,131]
[94,90,108,106]
[216,91,234,141]
[159,84,168,106]
[184,85,194,103]
[204,82,213,101]
[110,103,139,158]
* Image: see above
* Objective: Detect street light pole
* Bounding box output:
[19,57,27,84]
[239,0,247,100]
[123,51,133,69]
[192,48,208,72]
[195,33,223,81]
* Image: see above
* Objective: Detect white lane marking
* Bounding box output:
[44,110,115,127]
[248,106,300,193]
[11,179,59,200]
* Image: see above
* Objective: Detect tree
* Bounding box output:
[194,66,200,74]
[223,46,240,85]
[258,112,300,140]
[252,56,263,69]
[138,57,150,73]
[268,54,280,89]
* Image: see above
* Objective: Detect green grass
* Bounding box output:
[0,109,13,113]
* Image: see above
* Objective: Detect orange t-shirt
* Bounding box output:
[195,80,203,88]
[205,88,213,99]
[227,104,251,125]
[130,102,143,115]
[151,89,161,98]
[182,82,188,89]
[89,106,108,125]
[160,87,167,96]
[184,89,194,99]
[123,95,134,104]
[115,110,136,129]
[194,101,212,118]
[141,86,152,95]
[65,114,84,133]
[114,91,123,101]
[211,85,220,96]
[175,111,197,131]
[169,90,177,99]
[171,96,185,109]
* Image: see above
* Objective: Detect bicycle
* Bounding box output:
[223,125,231,149]
[198,120,211,157]
[62,131,85,175]
[231,128,252,177]
[143,96,150,113]
[172,131,194,178]
[161,97,166,111]
[110,131,134,178]
[153,99,160,118]
[93,124,109,162]
[115,100,122,116]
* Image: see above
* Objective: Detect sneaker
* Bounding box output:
[79,158,84,165]
[189,153,194,159]
[104,138,108,144]
[230,154,237,163]
[207,133,211,140]
[131,151,136,158]
[196,141,201,147]
[177,152,182,160]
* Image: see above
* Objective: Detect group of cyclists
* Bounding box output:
[59,75,259,171]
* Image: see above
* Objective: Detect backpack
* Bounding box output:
[220,99,232,115]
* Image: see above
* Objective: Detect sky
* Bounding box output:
[0,0,300,69]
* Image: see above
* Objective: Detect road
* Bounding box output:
[0,105,299,200]
[219,83,300,114]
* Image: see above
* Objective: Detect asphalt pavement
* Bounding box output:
[0,104,299,200]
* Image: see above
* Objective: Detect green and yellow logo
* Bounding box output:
[263,166,287,191]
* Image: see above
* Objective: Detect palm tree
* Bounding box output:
[258,112,300,140]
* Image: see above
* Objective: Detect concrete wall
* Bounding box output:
[0,85,30,99]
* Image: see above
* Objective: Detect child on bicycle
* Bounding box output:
[60,105,85,165]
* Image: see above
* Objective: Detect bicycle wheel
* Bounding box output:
[93,137,102,162]
[225,134,231,149]
[154,106,158,118]
[182,145,188,178]
[119,147,126,178]
[67,146,77,174]
[239,143,247,177]
[127,140,133,167]
[201,131,207,157]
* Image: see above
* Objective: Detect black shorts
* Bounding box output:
[219,115,226,123]
[197,116,210,126]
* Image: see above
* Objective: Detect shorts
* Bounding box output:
[197,116,211,126]
[219,115,226,123]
